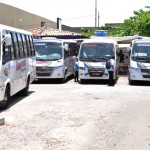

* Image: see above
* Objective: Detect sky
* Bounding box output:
[0,0,150,27]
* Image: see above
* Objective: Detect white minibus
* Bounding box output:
[0,24,36,109]
[34,38,78,82]
[129,38,150,84]
[78,38,118,83]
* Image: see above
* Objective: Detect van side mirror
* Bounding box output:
[64,44,68,51]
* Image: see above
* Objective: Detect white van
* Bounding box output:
[129,38,150,84]
[34,38,78,82]
[0,24,36,109]
[78,38,119,83]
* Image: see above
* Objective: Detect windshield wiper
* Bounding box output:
[51,58,61,61]
[95,57,107,60]
[135,56,149,60]
[80,57,97,62]
[36,56,43,58]
[36,56,44,61]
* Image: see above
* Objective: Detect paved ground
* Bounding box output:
[0,76,150,150]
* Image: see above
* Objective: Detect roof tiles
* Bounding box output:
[28,26,83,37]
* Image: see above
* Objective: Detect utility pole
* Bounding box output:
[95,0,97,27]
[98,11,100,27]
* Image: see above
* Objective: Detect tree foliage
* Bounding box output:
[81,6,150,37]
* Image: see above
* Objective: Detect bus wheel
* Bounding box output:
[79,79,84,84]
[60,76,66,83]
[129,79,134,85]
[60,72,66,83]
[21,78,30,96]
[0,86,10,110]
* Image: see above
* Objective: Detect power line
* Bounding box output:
[63,14,95,21]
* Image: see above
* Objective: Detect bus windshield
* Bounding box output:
[79,43,115,61]
[35,42,62,61]
[131,43,150,62]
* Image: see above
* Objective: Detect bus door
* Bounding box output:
[64,42,77,76]
[118,45,130,75]
[64,43,70,75]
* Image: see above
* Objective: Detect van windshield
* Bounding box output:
[79,43,115,62]
[35,42,62,61]
[131,43,150,62]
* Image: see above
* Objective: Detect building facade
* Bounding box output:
[0,2,88,39]
[0,2,57,29]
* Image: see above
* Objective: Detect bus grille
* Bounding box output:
[88,68,105,71]
[88,68,105,77]
[141,69,150,78]
[142,75,150,78]
[36,67,53,76]
[141,69,150,73]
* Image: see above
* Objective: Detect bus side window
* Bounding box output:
[7,31,15,60]
[69,44,73,56]
[2,42,12,64]
[68,44,71,56]
[64,49,69,58]
[21,34,28,57]
[70,43,76,56]
[17,33,24,58]
[11,32,19,59]
[25,35,31,56]
[64,43,69,58]
[29,35,35,56]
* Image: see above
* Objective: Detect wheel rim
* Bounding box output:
[0,90,8,106]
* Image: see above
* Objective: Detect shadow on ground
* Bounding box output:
[0,91,34,112]
[130,81,150,86]
[32,75,74,84]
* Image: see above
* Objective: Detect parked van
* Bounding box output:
[78,38,119,83]
[129,37,150,84]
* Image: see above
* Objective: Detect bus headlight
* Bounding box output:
[130,67,140,72]
[79,67,86,70]
[55,65,63,69]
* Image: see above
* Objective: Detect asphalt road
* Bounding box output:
[0,76,150,150]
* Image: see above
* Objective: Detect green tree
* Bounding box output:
[81,6,150,37]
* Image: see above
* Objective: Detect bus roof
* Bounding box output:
[81,38,117,45]
[132,38,150,43]
[34,38,62,43]
[33,38,77,43]
[61,39,77,43]
[0,24,32,35]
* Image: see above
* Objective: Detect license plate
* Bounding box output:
[90,72,102,77]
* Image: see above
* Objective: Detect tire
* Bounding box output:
[113,79,116,85]
[60,72,66,83]
[0,86,10,110]
[129,79,134,85]
[21,78,30,96]
[79,79,84,84]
